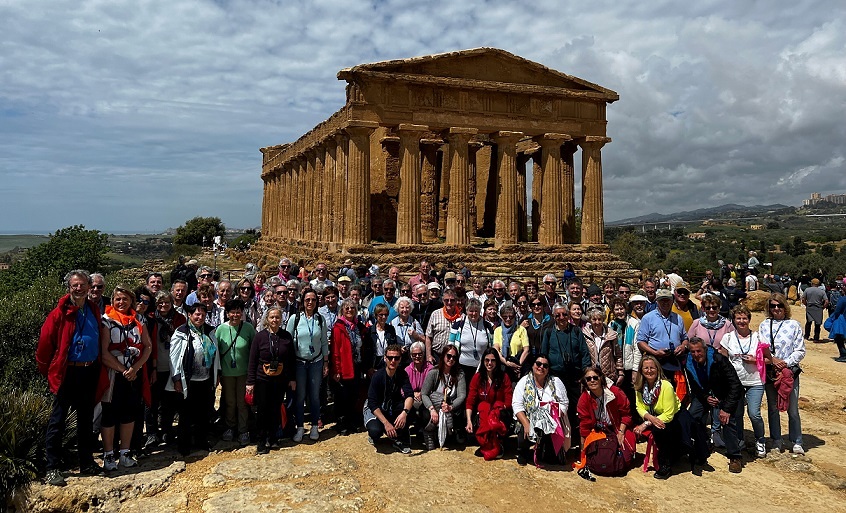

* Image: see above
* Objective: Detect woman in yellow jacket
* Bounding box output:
[493,305,529,382]
[633,355,680,479]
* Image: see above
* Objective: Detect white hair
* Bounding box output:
[396,296,413,310]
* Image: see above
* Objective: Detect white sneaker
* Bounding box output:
[238,432,250,446]
[770,439,783,453]
[222,429,234,442]
[119,452,137,468]
[293,427,304,443]
[309,425,319,441]
[756,441,766,458]
[103,452,117,471]
[792,444,805,455]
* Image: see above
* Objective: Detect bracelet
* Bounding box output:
[643,420,652,427]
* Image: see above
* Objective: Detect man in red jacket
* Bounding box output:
[36,270,103,486]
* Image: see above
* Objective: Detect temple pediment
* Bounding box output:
[338,47,618,102]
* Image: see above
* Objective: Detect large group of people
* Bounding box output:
[36,258,846,487]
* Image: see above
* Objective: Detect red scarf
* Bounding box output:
[443,306,463,323]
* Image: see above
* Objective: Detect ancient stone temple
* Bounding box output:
[253,48,636,280]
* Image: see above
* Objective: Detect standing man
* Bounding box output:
[642,278,659,313]
[425,289,461,364]
[636,289,689,378]
[368,279,399,323]
[146,272,164,294]
[88,272,110,313]
[336,275,352,301]
[171,279,189,316]
[407,260,433,289]
[388,266,402,288]
[540,274,564,316]
[310,262,334,289]
[185,266,214,306]
[36,270,102,485]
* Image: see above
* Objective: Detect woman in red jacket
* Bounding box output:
[331,298,366,435]
[465,347,513,460]
[575,367,635,477]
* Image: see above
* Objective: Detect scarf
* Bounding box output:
[699,314,727,330]
[189,323,216,368]
[443,306,463,323]
[528,312,550,330]
[105,305,141,335]
[501,323,516,357]
[340,316,361,363]
[154,309,177,348]
[641,379,662,413]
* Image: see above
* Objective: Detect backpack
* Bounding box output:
[585,434,627,476]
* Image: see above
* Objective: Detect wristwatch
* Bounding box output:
[403,408,411,415]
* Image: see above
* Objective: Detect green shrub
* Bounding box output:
[0,390,76,505]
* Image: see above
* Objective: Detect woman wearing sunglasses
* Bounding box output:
[520,297,551,375]
[235,277,260,326]
[574,366,635,478]
[404,341,434,436]
[512,354,570,466]
[331,298,366,436]
[465,347,512,460]
[687,294,734,351]
[420,345,466,450]
[758,293,806,455]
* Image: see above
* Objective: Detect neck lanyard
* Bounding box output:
[706,328,718,347]
[659,312,674,341]
[397,320,411,344]
[227,322,244,367]
[735,331,753,355]
[466,318,484,359]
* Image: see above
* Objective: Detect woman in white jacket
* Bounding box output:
[167,302,220,456]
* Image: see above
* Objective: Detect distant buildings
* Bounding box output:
[750,224,764,230]
[804,192,846,206]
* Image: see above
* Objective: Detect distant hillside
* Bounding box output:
[608,203,793,226]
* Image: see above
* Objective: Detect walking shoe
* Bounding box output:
[711,431,725,448]
[729,458,743,473]
[238,432,250,446]
[792,444,805,455]
[835,356,846,363]
[770,439,784,453]
[654,466,672,480]
[293,427,304,443]
[222,429,234,442]
[756,441,766,458]
[143,434,159,450]
[257,441,270,455]
[119,451,138,468]
[103,452,118,471]
[309,425,319,441]
[45,469,66,486]
[392,440,412,454]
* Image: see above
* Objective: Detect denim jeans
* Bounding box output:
[736,384,765,442]
[45,365,99,470]
[765,375,802,446]
[295,359,323,427]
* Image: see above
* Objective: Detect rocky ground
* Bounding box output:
[15,306,846,513]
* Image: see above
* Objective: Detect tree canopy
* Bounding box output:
[172,216,226,246]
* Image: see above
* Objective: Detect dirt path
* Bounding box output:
[19,306,846,513]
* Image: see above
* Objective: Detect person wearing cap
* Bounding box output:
[636,288,688,377]
[443,271,458,290]
[671,282,699,331]
[338,259,354,283]
[428,281,443,303]
[336,275,352,300]
[744,268,759,292]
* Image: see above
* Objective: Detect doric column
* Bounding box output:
[491,131,523,247]
[536,133,572,245]
[516,153,529,242]
[579,137,610,245]
[530,151,542,242]
[276,171,283,238]
[445,127,478,246]
[324,139,337,243]
[314,148,326,241]
[561,141,578,243]
[437,146,450,239]
[271,172,280,238]
[333,133,348,244]
[296,157,306,240]
[305,150,316,239]
[396,124,428,245]
[262,178,268,236]
[345,122,378,245]
[420,139,442,241]
[468,142,482,235]
[281,164,291,239]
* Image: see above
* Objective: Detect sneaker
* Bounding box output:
[238,432,250,446]
[729,458,742,473]
[119,451,137,468]
[45,469,66,486]
[103,452,117,471]
[293,427,304,443]
[835,356,846,363]
[143,434,159,450]
[309,425,319,441]
[792,444,805,455]
[756,441,766,458]
[392,440,412,454]
[222,429,234,442]
[770,439,784,453]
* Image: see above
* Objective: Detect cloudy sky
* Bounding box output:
[1,0,844,233]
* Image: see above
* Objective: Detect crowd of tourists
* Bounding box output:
[36,258,846,486]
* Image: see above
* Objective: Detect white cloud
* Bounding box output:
[0,0,844,231]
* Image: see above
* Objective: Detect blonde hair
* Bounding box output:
[766,293,792,319]
[634,355,667,390]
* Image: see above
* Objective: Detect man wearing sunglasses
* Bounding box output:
[364,345,414,454]
[425,289,461,364]
[277,258,293,282]
[185,266,215,306]
[368,279,399,323]
[88,272,110,313]
[540,274,563,316]
[671,282,700,331]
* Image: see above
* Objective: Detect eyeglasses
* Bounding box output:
[275,290,286,294]
[91,284,105,290]
[411,353,424,358]
[618,290,631,295]
[383,287,395,292]
[554,313,567,318]
[199,274,213,279]
[317,268,327,273]
[493,288,505,292]
[584,375,600,382]
[534,361,550,369]
[279,265,289,268]
[138,299,150,305]
[157,302,171,307]
[517,301,528,306]
[769,303,784,309]
[703,305,719,311]
[385,355,401,362]
[444,353,456,361]
[531,302,543,308]
[304,298,317,302]
[676,291,690,296]
[544,281,556,286]
[239,286,252,291]
[484,358,498,364]
[443,299,455,304]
